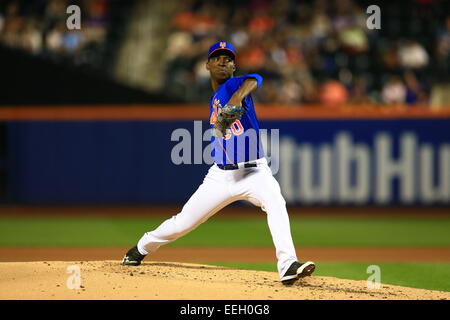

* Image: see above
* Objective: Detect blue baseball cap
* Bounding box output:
[208,41,236,60]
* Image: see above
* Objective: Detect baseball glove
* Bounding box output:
[213,104,247,138]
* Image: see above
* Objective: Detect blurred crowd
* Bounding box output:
[164,0,450,106]
[1,0,450,106]
[0,0,109,68]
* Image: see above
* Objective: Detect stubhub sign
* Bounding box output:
[6,118,450,206]
[268,120,450,205]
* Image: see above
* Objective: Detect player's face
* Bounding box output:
[206,54,236,82]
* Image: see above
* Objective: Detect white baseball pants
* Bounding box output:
[137,158,298,278]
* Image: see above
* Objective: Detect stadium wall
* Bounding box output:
[1,106,449,206]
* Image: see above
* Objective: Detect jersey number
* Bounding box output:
[224,120,244,140]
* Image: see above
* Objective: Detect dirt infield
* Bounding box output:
[1,261,449,300]
[1,246,450,262]
[1,206,449,300]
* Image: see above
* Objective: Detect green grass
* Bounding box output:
[1,216,450,247]
[204,262,450,292]
[1,216,449,292]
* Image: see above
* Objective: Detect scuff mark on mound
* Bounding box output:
[0,261,448,300]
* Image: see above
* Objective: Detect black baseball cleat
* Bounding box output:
[281,261,316,285]
[121,245,146,266]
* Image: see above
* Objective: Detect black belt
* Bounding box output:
[217,161,257,170]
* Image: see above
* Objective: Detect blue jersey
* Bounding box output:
[209,74,265,165]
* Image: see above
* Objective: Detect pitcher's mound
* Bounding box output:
[0,261,448,300]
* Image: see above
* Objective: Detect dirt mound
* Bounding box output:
[0,261,448,300]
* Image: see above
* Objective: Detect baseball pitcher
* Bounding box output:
[122,41,315,285]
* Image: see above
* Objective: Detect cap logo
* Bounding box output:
[220,42,226,48]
